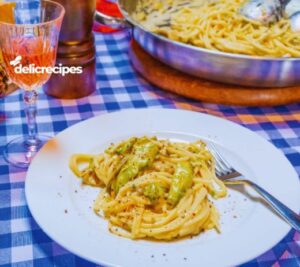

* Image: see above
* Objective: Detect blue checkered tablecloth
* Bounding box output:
[0,27,300,267]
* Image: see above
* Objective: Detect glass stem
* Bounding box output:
[23,90,38,146]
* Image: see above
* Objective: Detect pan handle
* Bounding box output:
[94,11,131,29]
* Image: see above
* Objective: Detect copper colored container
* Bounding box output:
[44,0,96,99]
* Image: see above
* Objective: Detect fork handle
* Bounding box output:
[243,179,300,232]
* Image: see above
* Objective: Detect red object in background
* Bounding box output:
[93,0,124,33]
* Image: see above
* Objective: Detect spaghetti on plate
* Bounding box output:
[70,136,227,240]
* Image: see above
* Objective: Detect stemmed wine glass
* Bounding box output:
[0,0,65,168]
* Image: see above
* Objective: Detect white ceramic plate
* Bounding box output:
[25,109,300,267]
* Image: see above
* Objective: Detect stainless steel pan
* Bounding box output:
[95,0,300,88]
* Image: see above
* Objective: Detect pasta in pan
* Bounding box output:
[132,0,300,57]
[70,136,227,240]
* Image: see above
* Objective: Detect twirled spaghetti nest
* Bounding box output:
[70,137,227,240]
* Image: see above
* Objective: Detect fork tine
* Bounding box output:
[206,145,224,175]
[206,142,233,176]
[207,143,227,169]
[209,143,232,169]
[213,161,223,175]
[215,148,232,169]
[206,142,242,180]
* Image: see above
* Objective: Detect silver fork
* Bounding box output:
[207,142,300,232]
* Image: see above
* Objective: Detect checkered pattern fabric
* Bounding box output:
[0,28,300,267]
[5,0,40,24]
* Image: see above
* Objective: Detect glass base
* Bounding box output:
[3,135,50,168]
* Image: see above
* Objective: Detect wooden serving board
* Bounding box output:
[129,40,300,106]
